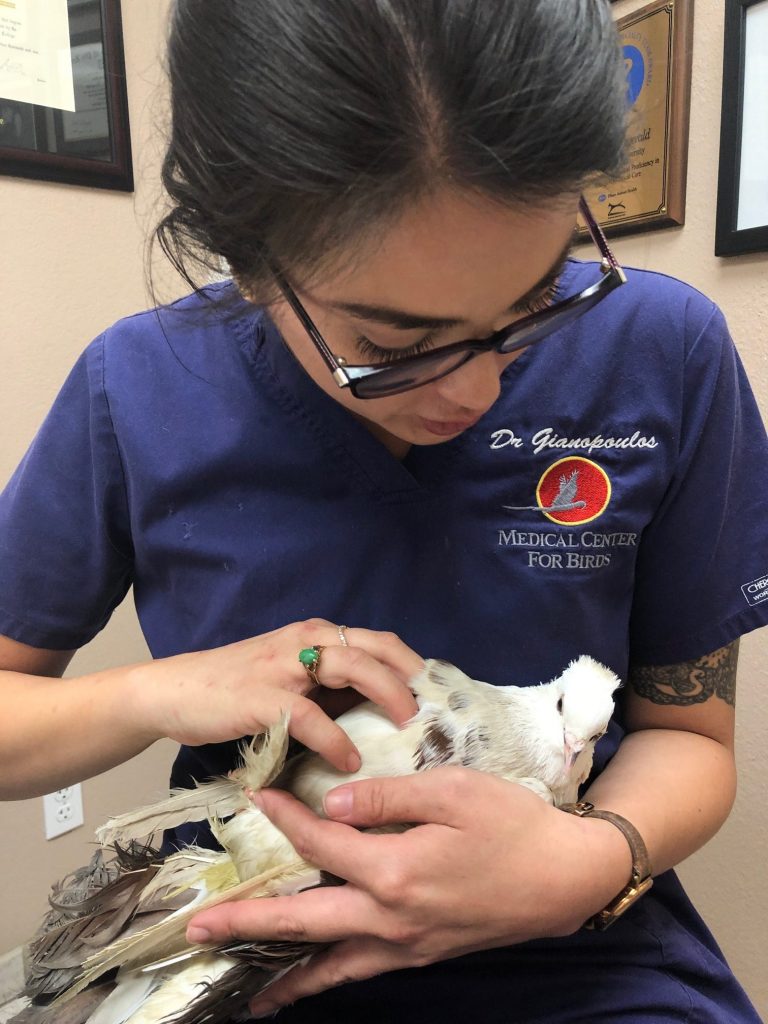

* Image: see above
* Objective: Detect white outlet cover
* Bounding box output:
[43,785,84,839]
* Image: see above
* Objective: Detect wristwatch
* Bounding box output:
[561,800,653,930]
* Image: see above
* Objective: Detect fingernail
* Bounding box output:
[186,925,211,944]
[324,786,353,818]
[346,751,361,773]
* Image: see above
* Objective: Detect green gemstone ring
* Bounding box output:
[299,645,324,686]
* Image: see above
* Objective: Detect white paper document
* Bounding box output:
[62,43,108,141]
[0,0,76,111]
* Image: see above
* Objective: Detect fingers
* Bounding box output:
[187,882,373,946]
[248,938,414,1018]
[247,788,400,888]
[282,697,364,773]
[311,643,419,725]
[250,620,418,770]
[338,626,424,684]
[285,620,422,686]
[284,620,421,725]
[322,768,485,828]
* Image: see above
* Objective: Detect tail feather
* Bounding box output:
[25,849,161,1000]
[96,718,290,848]
[54,859,316,1006]
[94,781,246,848]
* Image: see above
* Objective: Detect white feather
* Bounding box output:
[121,955,235,1024]
[84,972,162,1024]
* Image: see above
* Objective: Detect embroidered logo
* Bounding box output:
[741,572,768,607]
[504,457,612,526]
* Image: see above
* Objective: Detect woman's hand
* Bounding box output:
[132,620,421,772]
[186,769,633,1017]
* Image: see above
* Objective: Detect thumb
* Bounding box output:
[323,765,473,828]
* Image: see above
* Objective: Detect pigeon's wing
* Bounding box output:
[409,658,477,708]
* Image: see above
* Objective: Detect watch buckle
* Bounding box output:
[586,875,654,931]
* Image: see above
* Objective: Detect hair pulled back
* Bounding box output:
[157,0,626,300]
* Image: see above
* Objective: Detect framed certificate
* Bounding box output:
[715,0,768,256]
[581,0,694,238]
[0,0,132,191]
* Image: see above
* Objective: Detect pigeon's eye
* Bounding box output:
[590,730,605,743]
[556,696,563,713]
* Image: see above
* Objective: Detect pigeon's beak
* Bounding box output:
[563,732,586,770]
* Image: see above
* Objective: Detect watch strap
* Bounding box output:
[561,800,653,930]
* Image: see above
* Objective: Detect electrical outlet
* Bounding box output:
[43,784,84,839]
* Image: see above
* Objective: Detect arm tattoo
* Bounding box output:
[629,640,739,707]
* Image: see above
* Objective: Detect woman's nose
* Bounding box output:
[432,350,506,411]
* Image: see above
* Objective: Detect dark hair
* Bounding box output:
[156,0,626,301]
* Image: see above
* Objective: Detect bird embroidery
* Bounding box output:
[503,469,587,514]
[10,656,619,1024]
[549,471,587,512]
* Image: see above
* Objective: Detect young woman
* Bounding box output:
[2,1,766,1020]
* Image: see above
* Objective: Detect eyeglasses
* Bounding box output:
[272,197,626,399]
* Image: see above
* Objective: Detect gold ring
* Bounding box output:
[338,625,349,647]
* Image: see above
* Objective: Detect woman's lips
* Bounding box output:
[418,415,481,436]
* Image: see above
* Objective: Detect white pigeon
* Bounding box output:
[13,655,619,1024]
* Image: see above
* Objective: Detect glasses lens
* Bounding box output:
[355,348,474,398]
[498,279,611,353]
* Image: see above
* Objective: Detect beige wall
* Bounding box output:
[1,0,766,1016]
[609,1,768,1010]
[0,0,180,951]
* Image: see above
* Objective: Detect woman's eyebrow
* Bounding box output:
[327,239,573,331]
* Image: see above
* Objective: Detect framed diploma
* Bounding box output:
[580,0,693,238]
[0,0,132,191]
[715,0,768,256]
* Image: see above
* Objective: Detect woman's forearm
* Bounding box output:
[0,623,422,800]
[583,728,737,877]
[0,665,159,799]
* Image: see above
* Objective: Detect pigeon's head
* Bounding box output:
[554,656,620,773]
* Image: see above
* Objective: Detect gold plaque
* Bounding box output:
[580,0,693,238]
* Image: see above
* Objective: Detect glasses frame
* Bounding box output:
[272,197,626,399]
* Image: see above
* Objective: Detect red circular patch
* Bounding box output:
[535,457,611,525]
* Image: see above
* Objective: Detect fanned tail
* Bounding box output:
[24,844,163,1001]
[54,858,318,1006]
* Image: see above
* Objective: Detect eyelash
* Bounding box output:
[354,279,561,363]
[356,332,439,363]
[513,280,560,316]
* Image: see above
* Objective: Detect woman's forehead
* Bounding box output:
[305,188,579,321]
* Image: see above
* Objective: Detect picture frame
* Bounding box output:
[715,0,768,256]
[580,0,694,239]
[0,0,133,192]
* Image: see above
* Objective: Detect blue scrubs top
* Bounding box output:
[1,262,766,1021]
